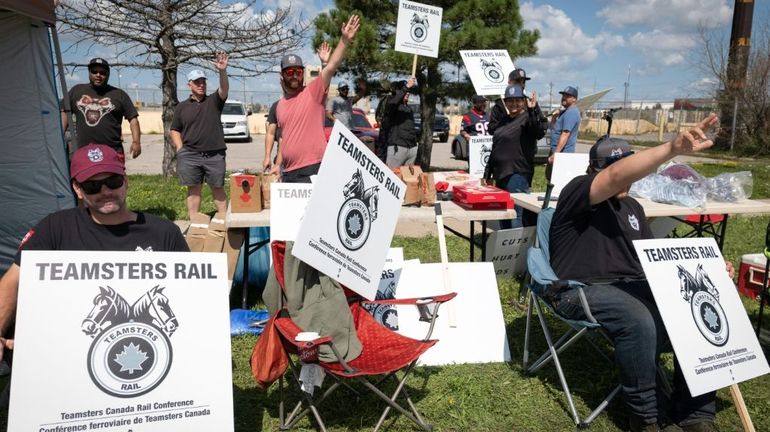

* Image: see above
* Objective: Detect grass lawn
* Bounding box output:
[1,162,769,431]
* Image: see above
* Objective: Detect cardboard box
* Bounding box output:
[223,229,245,280]
[186,212,211,252]
[230,174,262,213]
[738,253,768,300]
[203,212,227,252]
[397,165,423,206]
[452,184,513,210]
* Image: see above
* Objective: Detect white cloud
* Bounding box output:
[597,0,732,31]
[519,2,624,81]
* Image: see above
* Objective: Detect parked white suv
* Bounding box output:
[221,100,251,142]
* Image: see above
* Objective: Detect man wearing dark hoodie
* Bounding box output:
[385,77,418,168]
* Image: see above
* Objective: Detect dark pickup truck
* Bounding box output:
[409,104,450,142]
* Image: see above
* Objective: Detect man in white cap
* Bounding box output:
[273,15,361,183]
[170,52,230,214]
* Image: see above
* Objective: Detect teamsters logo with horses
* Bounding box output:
[338,169,380,251]
[677,263,729,347]
[82,285,178,398]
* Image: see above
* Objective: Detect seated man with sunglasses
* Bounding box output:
[273,15,360,183]
[0,144,188,364]
[548,114,731,432]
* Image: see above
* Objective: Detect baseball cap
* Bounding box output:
[509,68,530,81]
[88,58,110,70]
[472,95,487,103]
[589,136,634,171]
[187,70,206,82]
[280,54,304,70]
[503,84,526,99]
[338,82,349,90]
[559,86,578,98]
[70,144,126,183]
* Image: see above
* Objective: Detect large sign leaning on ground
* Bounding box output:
[460,50,515,96]
[293,121,405,300]
[270,183,314,242]
[10,251,234,431]
[633,238,770,396]
[394,0,443,58]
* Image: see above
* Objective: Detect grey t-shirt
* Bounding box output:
[326,95,353,128]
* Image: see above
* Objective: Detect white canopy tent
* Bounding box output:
[0,0,73,274]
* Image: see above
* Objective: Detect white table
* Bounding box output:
[226,201,516,308]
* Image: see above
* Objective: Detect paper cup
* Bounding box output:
[295,332,320,363]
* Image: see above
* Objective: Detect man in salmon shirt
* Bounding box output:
[273,15,361,183]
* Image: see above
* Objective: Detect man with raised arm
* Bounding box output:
[273,15,361,183]
[549,114,732,432]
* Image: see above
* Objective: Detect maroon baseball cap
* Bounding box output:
[70,144,125,183]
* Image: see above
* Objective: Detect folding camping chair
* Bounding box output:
[254,241,456,432]
[669,214,728,250]
[521,208,621,428]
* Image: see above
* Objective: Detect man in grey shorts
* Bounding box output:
[170,52,230,215]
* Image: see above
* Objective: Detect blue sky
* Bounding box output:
[59,0,765,107]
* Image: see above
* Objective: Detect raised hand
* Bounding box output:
[341,15,360,43]
[528,91,537,109]
[671,113,718,155]
[213,52,229,71]
[317,41,331,65]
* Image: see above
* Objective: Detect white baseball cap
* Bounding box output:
[187,69,206,82]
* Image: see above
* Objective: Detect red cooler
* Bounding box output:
[738,253,769,300]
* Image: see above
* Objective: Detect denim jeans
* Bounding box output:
[548,280,716,425]
[498,173,529,229]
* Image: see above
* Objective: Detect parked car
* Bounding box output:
[324,108,379,152]
[409,104,449,142]
[221,100,251,142]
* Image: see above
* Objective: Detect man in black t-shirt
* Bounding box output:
[170,52,230,215]
[0,143,188,365]
[548,114,732,432]
[61,58,141,159]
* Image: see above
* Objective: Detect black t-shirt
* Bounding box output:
[550,173,652,283]
[67,83,138,151]
[170,92,226,152]
[267,100,281,141]
[14,207,189,265]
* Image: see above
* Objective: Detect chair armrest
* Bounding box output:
[273,315,334,349]
[361,292,457,306]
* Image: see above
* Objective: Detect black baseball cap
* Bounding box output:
[509,68,530,81]
[88,58,110,70]
[472,95,487,103]
[589,136,634,171]
[280,54,304,70]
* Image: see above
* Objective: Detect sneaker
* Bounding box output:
[680,422,718,432]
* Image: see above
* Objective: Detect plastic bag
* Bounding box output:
[706,171,752,202]
[630,163,707,209]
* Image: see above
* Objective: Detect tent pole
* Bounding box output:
[49,23,73,154]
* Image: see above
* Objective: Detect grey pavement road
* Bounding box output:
[124,134,466,175]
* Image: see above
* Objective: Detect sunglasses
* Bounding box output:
[78,174,124,194]
[89,69,108,76]
[282,67,304,78]
[593,151,635,170]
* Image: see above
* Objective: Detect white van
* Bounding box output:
[221,100,251,142]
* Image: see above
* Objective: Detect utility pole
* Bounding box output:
[720,0,754,151]
[548,82,553,111]
[623,65,631,109]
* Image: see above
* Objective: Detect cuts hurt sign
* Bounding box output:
[293,121,405,300]
[633,238,770,396]
[11,251,234,431]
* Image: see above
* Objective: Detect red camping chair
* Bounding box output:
[670,214,728,249]
[252,241,456,432]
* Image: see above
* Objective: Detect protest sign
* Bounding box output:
[293,121,405,300]
[468,135,493,178]
[395,261,510,365]
[394,0,442,58]
[459,50,515,96]
[10,251,234,431]
[485,226,536,277]
[362,249,413,330]
[633,238,770,396]
[551,152,589,197]
[270,183,313,242]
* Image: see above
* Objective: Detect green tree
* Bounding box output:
[314,0,538,169]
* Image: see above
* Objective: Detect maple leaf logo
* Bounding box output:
[384,310,399,329]
[347,213,362,236]
[113,342,149,374]
[702,305,720,330]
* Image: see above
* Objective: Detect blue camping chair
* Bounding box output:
[521,208,621,428]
